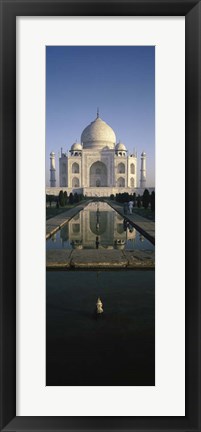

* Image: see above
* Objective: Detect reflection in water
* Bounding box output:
[47,201,154,252]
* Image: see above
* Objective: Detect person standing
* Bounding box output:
[128,201,133,214]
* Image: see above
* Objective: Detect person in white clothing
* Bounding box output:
[128,201,133,214]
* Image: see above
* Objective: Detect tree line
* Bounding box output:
[110,189,155,212]
[46,191,84,207]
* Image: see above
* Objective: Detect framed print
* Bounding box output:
[45,45,156,389]
[0,1,201,431]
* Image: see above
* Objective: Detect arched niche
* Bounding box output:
[117,162,125,173]
[117,177,125,187]
[72,177,80,187]
[72,162,79,173]
[130,163,135,174]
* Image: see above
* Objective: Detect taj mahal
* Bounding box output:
[46,111,152,197]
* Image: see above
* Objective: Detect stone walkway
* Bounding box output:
[46,201,89,239]
[107,201,155,245]
[46,249,155,269]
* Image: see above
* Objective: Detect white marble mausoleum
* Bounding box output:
[48,112,151,197]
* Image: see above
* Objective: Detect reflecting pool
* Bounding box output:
[46,201,154,252]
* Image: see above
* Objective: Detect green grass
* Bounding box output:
[108,199,155,222]
[132,207,155,221]
[46,204,77,220]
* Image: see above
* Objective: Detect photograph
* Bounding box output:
[46,46,155,386]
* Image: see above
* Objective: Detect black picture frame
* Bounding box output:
[0,1,200,431]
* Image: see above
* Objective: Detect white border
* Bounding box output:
[16,17,185,416]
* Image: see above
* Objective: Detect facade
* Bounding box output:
[48,113,151,197]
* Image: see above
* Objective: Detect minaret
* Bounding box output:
[50,151,56,187]
[140,151,146,189]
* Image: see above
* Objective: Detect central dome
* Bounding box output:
[81,116,116,149]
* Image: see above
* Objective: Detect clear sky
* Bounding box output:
[46,46,155,187]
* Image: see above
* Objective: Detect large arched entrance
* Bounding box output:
[89,161,107,187]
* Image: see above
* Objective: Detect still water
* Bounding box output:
[46,201,154,252]
[46,270,155,386]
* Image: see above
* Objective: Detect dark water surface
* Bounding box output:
[46,270,155,386]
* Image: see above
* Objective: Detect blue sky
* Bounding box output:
[46,46,155,186]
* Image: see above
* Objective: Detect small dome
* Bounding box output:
[115,142,126,151]
[81,116,116,149]
[71,142,82,151]
[141,151,146,156]
[50,151,55,156]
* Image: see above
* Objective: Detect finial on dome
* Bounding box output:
[97,107,99,118]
